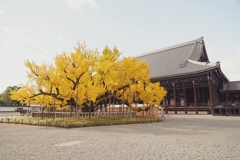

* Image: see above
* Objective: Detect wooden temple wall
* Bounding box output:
[160,74,225,115]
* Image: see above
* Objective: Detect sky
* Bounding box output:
[0,0,240,93]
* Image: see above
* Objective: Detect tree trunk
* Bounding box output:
[109,96,111,118]
[41,106,44,119]
[152,106,154,117]
[113,97,115,112]
[122,91,124,115]
[88,108,91,119]
[88,101,93,119]
[100,101,102,112]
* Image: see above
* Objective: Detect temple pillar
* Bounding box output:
[193,81,198,114]
[176,89,180,107]
[173,83,177,114]
[215,86,219,103]
[197,88,201,106]
[182,81,187,114]
[201,88,205,104]
[212,85,216,103]
[208,76,213,114]
[164,95,168,114]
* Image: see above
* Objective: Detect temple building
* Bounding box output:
[134,37,240,115]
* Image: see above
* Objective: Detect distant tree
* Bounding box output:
[0,99,5,106]
[0,86,21,106]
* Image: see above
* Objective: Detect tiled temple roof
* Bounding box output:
[134,37,222,80]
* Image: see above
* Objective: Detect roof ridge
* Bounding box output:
[179,42,197,68]
[133,37,204,58]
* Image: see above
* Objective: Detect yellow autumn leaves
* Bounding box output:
[11,42,166,111]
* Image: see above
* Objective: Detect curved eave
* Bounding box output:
[150,66,219,81]
[216,65,229,82]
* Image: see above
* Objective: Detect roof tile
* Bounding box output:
[135,37,217,79]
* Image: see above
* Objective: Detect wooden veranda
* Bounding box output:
[158,71,226,115]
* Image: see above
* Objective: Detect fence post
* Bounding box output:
[21,119,23,124]
[38,120,39,126]
[162,116,165,122]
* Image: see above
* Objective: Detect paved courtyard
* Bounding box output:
[0,112,21,118]
[0,114,240,160]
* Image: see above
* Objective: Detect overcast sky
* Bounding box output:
[0,0,240,93]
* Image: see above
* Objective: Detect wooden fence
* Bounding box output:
[32,111,136,119]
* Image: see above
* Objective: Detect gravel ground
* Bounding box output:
[0,114,240,160]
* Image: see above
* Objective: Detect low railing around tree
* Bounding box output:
[32,111,136,119]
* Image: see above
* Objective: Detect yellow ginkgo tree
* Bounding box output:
[11,42,167,118]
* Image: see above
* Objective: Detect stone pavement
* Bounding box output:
[0,112,21,119]
[0,114,240,160]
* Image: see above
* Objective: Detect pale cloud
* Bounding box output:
[23,43,45,54]
[221,43,240,81]
[0,27,48,92]
[3,27,30,46]
[36,37,42,42]
[42,23,49,31]
[2,27,45,54]
[58,34,65,40]
[0,9,5,15]
[65,0,98,10]
[24,28,32,33]
[53,46,62,53]
[207,46,219,58]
